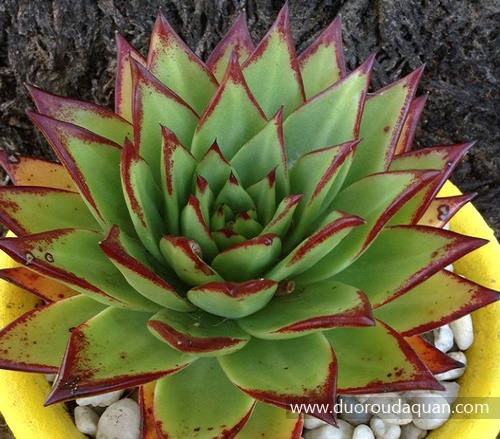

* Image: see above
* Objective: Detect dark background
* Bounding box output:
[0,0,499,241]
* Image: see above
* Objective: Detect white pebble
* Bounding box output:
[77,389,125,407]
[303,414,328,430]
[338,396,372,426]
[434,351,466,381]
[74,405,99,437]
[96,398,141,439]
[433,325,454,353]
[449,314,474,350]
[400,423,427,439]
[366,395,412,425]
[353,424,376,439]
[303,420,354,439]
[409,395,450,430]
[370,416,401,439]
[432,381,460,404]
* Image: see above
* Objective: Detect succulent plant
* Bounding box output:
[0,4,498,438]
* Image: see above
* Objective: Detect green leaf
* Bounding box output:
[191,54,267,161]
[195,142,233,195]
[298,16,345,99]
[212,228,246,252]
[219,333,337,424]
[211,234,281,282]
[394,95,427,155]
[0,229,159,311]
[246,172,277,226]
[100,226,193,312]
[154,358,255,439]
[417,193,474,228]
[260,195,302,239]
[332,225,487,306]
[147,13,218,115]
[324,320,441,394]
[0,187,100,235]
[187,279,278,319]
[374,269,500,336]
[46,307,195,404]
[237,281,373,339]
[0,295,105,372]
[214,172,256,215]
[148,309,250,355]
[231,211,264,238]
[242,4,305,118]
[283,55,373,166]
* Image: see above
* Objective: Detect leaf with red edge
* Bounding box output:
[237,281,374,340]
[0,187,100,235]
[325,320,442,394]
[154,357,255,439]
[261,194,302,239]
[242,4,305,117]
[219,332,337,425]
[147,12,218,115]
[27,84,132,145]
[0,267,77,302]
[206,12,255,82]
[115,33,147,122]
[394,95,427,155]
[418,193,475,228]
[374,269,500,336]
[46,307,195,405]
[195,142,233,195]
[148,308,250,356]
[404,335,464,375]
[0,151,77,191]
[191,53,267,161]
[0,295,105,373]
[298,16,345,99]
[139,382,158,439]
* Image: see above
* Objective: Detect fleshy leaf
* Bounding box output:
[260,195,302,239]
[246,171,277,226]
[242,4,305,117]
[147,12,218,115]
[99,226,193,312]
[214,172,256,214]
[191,53,267,161]
[0,187,100,235]
[418,193,475,227]
[231,211,264,238]
[0,151,77,191]
[325,320,442,394]
[298,16,345,99]
[46,307,195,404]
[154,357,255,439]
[0,229,159,311]
[219,333,337,425]
[187,279,278,319]
[0,295,105,372]
[195,142,233,196]
[332,225,487,307]
[394,95,427,155]
[148,309,250,355]
[211,234,281,282]
[139,382,158,439]
[374,269,500,336]
[238,281,373,340]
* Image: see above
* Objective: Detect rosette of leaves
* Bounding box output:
[0,5,498,438]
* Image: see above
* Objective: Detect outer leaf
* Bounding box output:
[242,4,305,117]
[191,53,267,161]
[394,95,427,155]
[154,358,255,439]
[0,151,77,191]
[187,279,278,319]
[332,225,487,307]
[27,84,132,145]
[374,269,500,336]
[100,226,193,312]
[418,193,475,228]
[147,12,218,115]
[46,307,195,404]
[324,320,442,394]
[0,187,100,235]
[139,382,158,439]
[298,16,345,99]
[0,229,159,311]
[28,112,136,236]
[0,267,77,302]
[0,295,105,372]
[148,309,250,356]
[211,234,281,282]
[283,55,374,166]
[206,12,255,82]
[219,333,337,425]
[238,281,373,340]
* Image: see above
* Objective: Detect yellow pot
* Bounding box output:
[0,181,498,438]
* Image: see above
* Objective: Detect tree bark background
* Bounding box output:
[0,0,499,237]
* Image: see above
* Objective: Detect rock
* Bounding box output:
[74,405,100,437]
[432,325,454,353]
[303,414,328,430]
[96,398,141,439]
[366,395,412,425]
[338,395,372,426]
[432,381,460,404]
[370,416,401,439]
[408,395,451,430]
[449,314,474,350]
[353,424,376,439]
[77,389,125,408]
[400,423,427,439]
[303,420,354,439]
